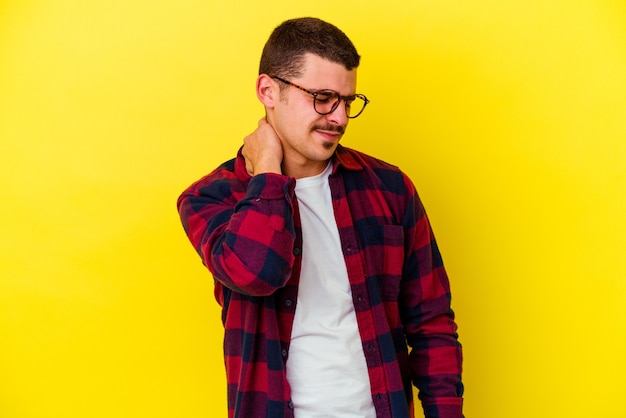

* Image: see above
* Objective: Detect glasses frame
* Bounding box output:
[270,76,369,119]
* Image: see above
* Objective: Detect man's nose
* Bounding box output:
[325,100,348,126]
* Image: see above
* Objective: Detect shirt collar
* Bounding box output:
[235,144,363,180]
[332,145,363,172]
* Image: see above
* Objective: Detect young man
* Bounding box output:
[178,17,464,418]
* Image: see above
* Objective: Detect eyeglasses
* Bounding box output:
[271,76,369,119]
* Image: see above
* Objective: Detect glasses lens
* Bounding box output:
[313,91,339,115]
[313,92,367,118]
[346,95,366,118]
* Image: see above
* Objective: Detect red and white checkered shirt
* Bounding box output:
[177,145,464,418]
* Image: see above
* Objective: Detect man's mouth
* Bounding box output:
[313,124,345,135]
[313,124,345,141]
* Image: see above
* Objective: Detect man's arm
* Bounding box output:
[400,178,464,418]
[177,120,296,296]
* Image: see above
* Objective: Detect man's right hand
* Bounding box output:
[242,118,283,176]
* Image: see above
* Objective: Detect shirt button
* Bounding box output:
[293,247,301,256]
[284,298,293,307]
[281,349,288,357]
[288,400,294,409]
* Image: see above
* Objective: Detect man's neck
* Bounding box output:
[282,156,330,179]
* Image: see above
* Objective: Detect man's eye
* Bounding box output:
[315,92,335,103]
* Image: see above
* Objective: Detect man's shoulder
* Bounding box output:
[179,152,247,198]
[336,146,414,196]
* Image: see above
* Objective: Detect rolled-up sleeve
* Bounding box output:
[178,167,297,296]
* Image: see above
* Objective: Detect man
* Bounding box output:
[178,17,463,418]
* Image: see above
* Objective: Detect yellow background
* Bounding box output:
[1,1,625,417]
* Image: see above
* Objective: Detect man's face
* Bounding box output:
[269,53,357,176]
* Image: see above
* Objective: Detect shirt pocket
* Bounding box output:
[365,224,405,301]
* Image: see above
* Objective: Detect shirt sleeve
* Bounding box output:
[399,176,464,418]
[177,168,297,296]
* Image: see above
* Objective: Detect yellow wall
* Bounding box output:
[1,1,624,417]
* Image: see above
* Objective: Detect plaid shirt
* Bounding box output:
[177,145,463,418]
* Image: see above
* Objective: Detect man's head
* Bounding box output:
[255,18,364,178]
[259,17,360,80]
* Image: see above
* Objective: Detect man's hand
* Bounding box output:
[242,118,283,176]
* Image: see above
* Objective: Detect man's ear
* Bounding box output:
[256,74,277,108]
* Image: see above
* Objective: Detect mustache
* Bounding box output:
[312,124,345,135]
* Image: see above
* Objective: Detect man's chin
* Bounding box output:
[322,141,337,150]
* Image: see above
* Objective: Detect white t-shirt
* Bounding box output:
[286,162,376,418]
